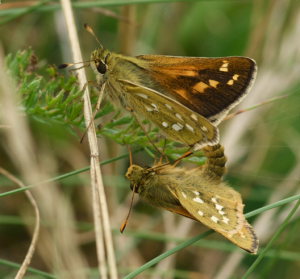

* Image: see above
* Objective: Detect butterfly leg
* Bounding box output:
[127,108,167,159]
[157,138,169,165]
[171,146,194,166]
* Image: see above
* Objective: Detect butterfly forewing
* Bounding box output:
[171,184,258,253]
[119,79,219,148]
[137,55,257,124]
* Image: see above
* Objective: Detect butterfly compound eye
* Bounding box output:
[96,60,107,74]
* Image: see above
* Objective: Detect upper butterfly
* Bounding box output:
[84,27,256,149]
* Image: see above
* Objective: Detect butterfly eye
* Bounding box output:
[96,60,107,74]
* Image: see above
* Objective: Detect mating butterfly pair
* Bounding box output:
[62,26,258,253]
[89,44,258,253]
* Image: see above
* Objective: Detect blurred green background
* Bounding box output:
[0,0,300,278]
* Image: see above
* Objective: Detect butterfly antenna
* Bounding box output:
[58,61,91,70]
[84,23,104,49]
[120,183,136,233]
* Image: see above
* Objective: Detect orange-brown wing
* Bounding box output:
[136,55,257,124]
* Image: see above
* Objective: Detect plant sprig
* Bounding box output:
[5,49,206,164]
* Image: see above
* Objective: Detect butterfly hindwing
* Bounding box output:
[119,79,219,148]
[137,55,257,124]
[171,183,258,253]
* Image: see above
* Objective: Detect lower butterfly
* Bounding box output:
[125,144,258,254]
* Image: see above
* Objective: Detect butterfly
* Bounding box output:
[125,144,258,253]
[84,25,257,149]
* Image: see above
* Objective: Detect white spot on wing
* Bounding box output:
[165,104,173,110]
[240,233,246,239]
[151,103,159,111]
[175,113,183,121]
[219,210,225,215]
[193,197,204,204]
[162,122,169,127]
[137,93,148,99]
[211,216,219,223]
[201,126,208,132]
[222,217,229,224]
[185,124,195,133]
[146,106,153,112]
[181,192,187,199]
[191,114,198,121]
[172,123,184,131]
[198,210,204,216]
[192,191,200,196]
[211,197,218,203]
[215,204,223,211]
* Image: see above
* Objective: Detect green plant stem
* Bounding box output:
[0,0,51,25]
[245,194,300,218]
[0,149,141,198]
[120,229,300,261]
[242,199,300,279]
[1,194,299,277]
[0,259,56,279]
[123,231,213,279]
[0,0,205,17]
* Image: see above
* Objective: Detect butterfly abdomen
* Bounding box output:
[201,144,227,181]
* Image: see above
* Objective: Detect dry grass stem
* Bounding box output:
[59,0,118,278]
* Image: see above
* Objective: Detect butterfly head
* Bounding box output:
[126,164,153,193]
[90,48,111,76]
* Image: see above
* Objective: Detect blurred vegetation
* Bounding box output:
[0,1,300,279]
